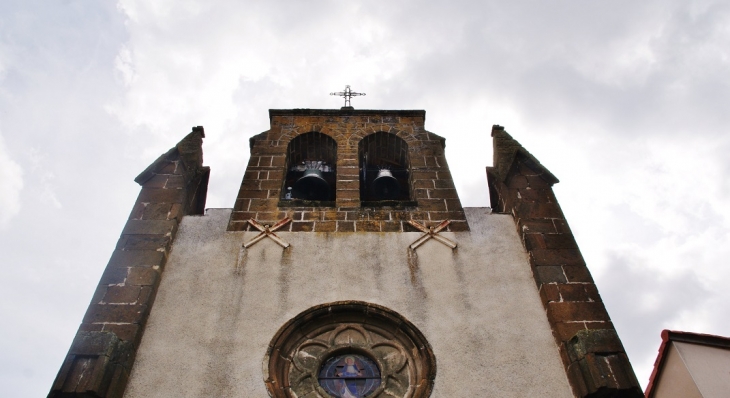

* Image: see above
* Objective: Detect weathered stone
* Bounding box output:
[555,322,588,341]
[558,284,595,302]
[103,286,142,304]
[127,267,160,286]
[314,221,336,232]
[301,211,323,221]
[238,189,269,199]
[539,283,561,304]
[122,220,177,236]
[413,179,434,189]
[531,249,586,267]
[117,235,171,252]
[141,203,173,220]
[547,302,611,324]
[418,199,447,211]
[137,188,185,204]
[99,266,129,285]
[515,201,565,219]
[103,323,141,344]
[534,265,568,284]
[290,221,314,232]
[567,329,625,362]
[129,202,146,220]
[520,220,557,233]
[381,221,402,232]
[107,250,165,268]
[337,221,355,232]
[83,304,148,324]
[541,234,578,249]
[356,220,381,232]
[142,174,169,189]
[563,266,595,283]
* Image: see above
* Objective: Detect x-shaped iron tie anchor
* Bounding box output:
[243,218,292,249]
[407,220,457,250]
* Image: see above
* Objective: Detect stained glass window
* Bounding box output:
[318,354,381,398]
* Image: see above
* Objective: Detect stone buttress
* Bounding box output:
[487,125,643,398]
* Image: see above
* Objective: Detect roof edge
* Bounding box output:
[269,109,426,120]
[645,329,730,397]
[664,329,730,349]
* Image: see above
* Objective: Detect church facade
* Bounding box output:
[49,108,643,397]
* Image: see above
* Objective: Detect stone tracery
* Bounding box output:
[264,302,435,398]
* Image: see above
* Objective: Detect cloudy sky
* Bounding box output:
[2,0,729,395]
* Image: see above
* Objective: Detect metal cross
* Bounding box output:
[243,218,292,248]
[330,85,366,108]
[407,220,457,250]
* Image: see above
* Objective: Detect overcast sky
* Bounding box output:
[2,0,729,396]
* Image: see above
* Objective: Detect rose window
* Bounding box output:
[264,302,435,398]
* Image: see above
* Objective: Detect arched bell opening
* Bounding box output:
[282,132,337,203]
[358,132,411,203]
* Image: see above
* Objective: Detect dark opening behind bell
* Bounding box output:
[371,169,401,199]
[293,168,330,200]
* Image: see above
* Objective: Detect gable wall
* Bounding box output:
[125,208,572,397]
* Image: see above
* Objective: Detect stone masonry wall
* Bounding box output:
[487,125,643,398]
[48,128,209,398]
[227,109,469,233]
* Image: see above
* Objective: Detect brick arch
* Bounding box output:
[279,124,339,147]
[399,130,421,143]
[347,132,365,147]
[349,126,418,147]
[351,130,413,156]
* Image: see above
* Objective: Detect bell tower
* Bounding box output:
[49,108,643,398]
[228,109,468,233]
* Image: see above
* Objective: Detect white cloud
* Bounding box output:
[114,44,136,87]
[26,148,62,209]
[0,133,23,228]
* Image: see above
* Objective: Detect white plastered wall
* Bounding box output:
[124,208,572,397]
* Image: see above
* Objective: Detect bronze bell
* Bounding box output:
[371,169,400,199]
[293,168,330,200]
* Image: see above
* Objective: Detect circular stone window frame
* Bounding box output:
[264,301,436,398]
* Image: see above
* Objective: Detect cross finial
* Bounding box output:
[330,85,366,109]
